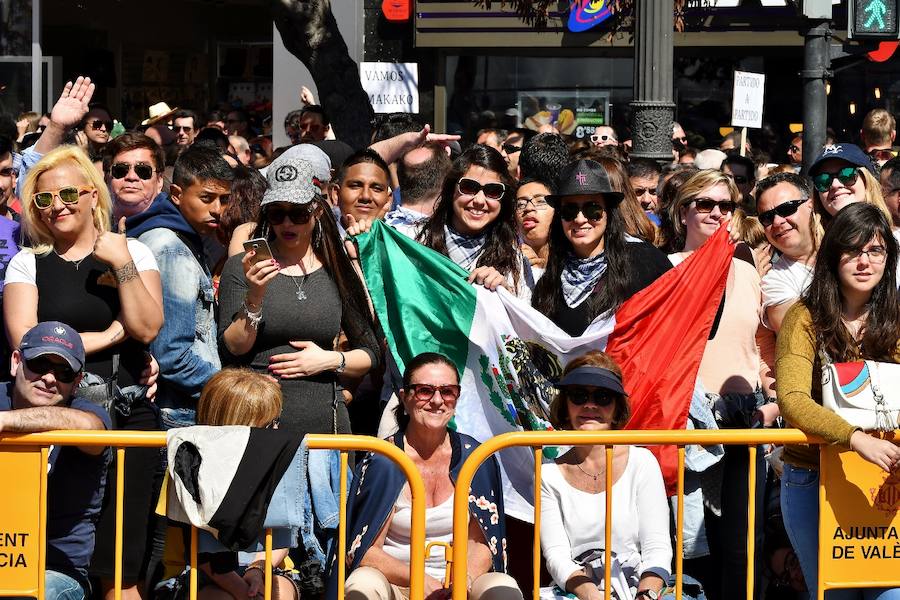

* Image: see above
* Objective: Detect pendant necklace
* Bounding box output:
[576,462,602,482]
[54,249,89,271]
[284,254,313,301]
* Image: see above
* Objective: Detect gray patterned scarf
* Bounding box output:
[444,224,487,272]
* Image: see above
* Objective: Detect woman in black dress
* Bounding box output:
[217,153,380,437]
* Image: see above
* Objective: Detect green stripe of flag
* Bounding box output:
[354,220,477,378]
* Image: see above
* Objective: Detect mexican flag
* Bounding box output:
[355,221,733,521]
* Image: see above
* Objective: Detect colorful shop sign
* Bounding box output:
[567,0,613,33]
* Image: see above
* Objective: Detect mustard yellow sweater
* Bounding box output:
[776,303,864,469]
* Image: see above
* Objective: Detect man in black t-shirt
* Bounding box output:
[0,321,111,600]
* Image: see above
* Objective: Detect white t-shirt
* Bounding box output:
[539,447,672,591]
[5,239,159,286]
[759,255,813,330]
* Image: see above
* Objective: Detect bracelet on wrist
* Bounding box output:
[335,351,346,374]
[241,301,263,330]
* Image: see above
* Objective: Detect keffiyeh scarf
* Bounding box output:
[444,224,487,271]
[561,252,608,308]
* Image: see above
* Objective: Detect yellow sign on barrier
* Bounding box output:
[0,447,44,597]
[819,441,900,591]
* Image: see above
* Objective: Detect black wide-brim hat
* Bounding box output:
[546,158,625,207]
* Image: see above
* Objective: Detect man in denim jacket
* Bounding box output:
[110,134,232,425]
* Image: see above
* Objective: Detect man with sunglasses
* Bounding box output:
[860,108,896,169]
[172,109,200,146]
[126,144,233,426]
[786,135,802,172]
[77,105,114,161]
[755,173,817,332]
[590,125,618,149]
[0,321,111,600]
[499,128,533,179]
[722,154,757,214]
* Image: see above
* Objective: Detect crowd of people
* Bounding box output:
[1,74,899,600]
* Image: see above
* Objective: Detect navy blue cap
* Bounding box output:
[808,143,876,177]
[555,366,625,395]
[19,321,85,372]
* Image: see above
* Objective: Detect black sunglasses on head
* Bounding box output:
[758,199,807,228]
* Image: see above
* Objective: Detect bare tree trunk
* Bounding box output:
[272,0,373,150]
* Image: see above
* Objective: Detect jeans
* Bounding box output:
[781,463,900,600]
[45,570,87,600]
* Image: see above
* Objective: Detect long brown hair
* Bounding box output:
[592,155,657,242]
[802,203,900,362]
[418,145,521,290]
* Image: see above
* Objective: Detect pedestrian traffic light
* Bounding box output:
[849,0,900,39]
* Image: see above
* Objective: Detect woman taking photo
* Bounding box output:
[532,159,671,336]
[3,144,163,600]
[335,352,522,600]
[540,351,672,600]
[807,144,892,228]
[418,144,534,299]
[777,203,900,600]
[217,153,380,437]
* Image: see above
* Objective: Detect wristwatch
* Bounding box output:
[636,590,660,600]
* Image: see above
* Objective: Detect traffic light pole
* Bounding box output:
[801,19,831,175]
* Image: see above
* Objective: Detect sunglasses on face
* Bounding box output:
[559,201,605,221]
[406,383,461,402]
[501,143,522,155]
[110,162,155,181]
[0,167,15,178]
[32,186,92,210]
[691,198,736,214]
[758,198,807,228]
[727,174,749,185]
[266,205,315,225]
[24,356,78,383]
[789,145,801,154]
[813,166,859,193]
[89,119,112,131]
[457,177,506,201]
[843,245,888,264]
[869,149,895,162]
[173,125,194,133]
[672,136,688,148]
[565,387,618,407]
[633,187,657,198]
[591,134,616,144]
[515,195,550,212]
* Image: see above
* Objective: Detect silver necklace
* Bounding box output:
[54,248,89,270]
[576,462,602,482]
[289,273,310,301]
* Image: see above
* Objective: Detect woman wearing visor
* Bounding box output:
[539,351,672,600]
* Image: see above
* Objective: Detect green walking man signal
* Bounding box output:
[849,0,900,39]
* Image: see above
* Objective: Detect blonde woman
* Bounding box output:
[3,144,163,600]
[807,143,893,229]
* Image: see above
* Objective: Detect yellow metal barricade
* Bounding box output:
[450,429,824,600]
[0,431,426,600]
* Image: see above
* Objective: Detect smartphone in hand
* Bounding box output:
[243,238,274,265]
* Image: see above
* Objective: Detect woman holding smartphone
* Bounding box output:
[217,153,380,437]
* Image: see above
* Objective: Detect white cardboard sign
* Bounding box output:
[360,62,419,114]
[731,70,765,129]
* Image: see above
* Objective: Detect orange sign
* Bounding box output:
[0,447,44,597]
[819,439,900,593]
[382,0,411,22]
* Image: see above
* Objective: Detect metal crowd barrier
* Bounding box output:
[0,431,426,600]
[450,429,827,600]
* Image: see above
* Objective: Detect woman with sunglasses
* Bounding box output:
[807,143,893,229]
[668,169,771,600]
[418,145,535,299]
[540,351,673,600]
[777,203,900,600]
[335,352,521,600]
[531,159,671,336]
[76,105,113,161]
[218,154,380,438]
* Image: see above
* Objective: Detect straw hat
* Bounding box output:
[141,102,178,126]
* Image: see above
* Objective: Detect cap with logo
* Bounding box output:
[808,143,876,177]
[546,159,624,207]
[261,155,324,207]
[19,321,85,372]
